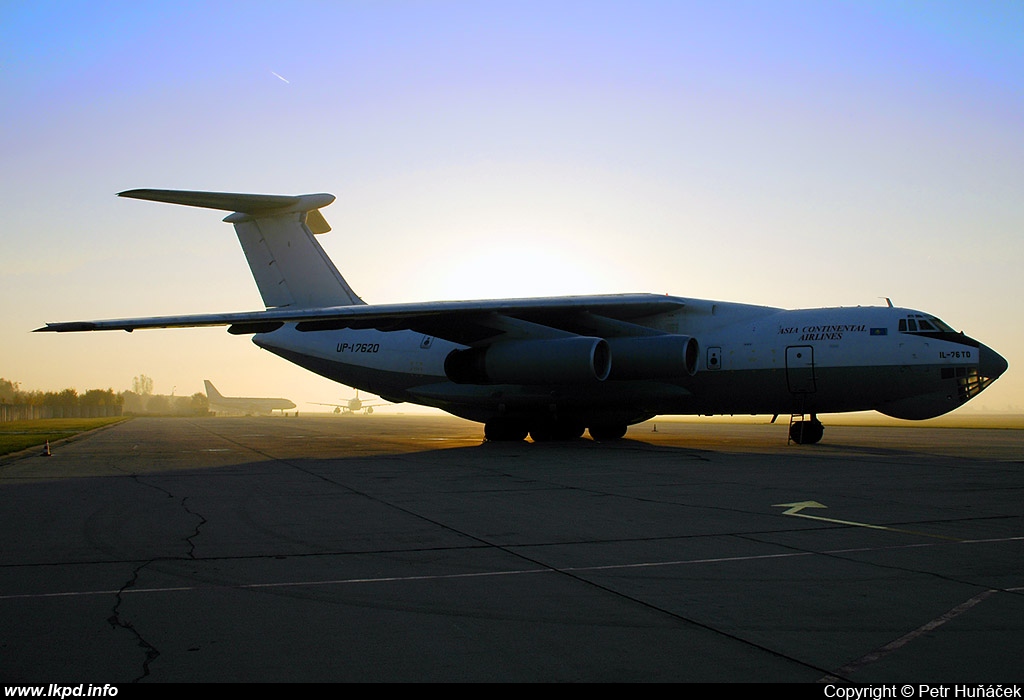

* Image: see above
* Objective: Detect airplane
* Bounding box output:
[36,189,1008,444]
[203,379,296,416]
[314,390,387,415]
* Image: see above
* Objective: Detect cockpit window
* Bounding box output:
[899,314,956,334]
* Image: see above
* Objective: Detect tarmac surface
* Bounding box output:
[1,414,1021,683]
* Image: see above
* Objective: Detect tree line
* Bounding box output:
[0,377,209,419]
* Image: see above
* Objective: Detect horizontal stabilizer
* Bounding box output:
[117,188,357,307]
[118,189,335,221]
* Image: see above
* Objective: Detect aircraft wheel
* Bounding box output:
[528,425,554,442]
[559,422,586,440]
[484,420,528,442]
[589,424,628,441]
[789,418,824,444]
[529,421,584,442]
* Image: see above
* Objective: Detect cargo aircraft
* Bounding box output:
[37,189,1008,444]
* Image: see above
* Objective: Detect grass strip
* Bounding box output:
[0,417,128,456]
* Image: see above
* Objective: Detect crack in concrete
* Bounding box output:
[107,562,159,682]
[106,480,208,680]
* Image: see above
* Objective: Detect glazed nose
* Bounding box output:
[979,343,1008,380]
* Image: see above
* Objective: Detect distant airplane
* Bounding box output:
[314,390,386,415]
[38,189,1008,444]
[203,380,295,416]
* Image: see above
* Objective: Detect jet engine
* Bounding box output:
[605,335,699,379]
[445,337,611,385]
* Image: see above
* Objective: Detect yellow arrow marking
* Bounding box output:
[773,501,963,541]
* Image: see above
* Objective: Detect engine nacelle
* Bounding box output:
[605,335,699,380]
[445,337,611,385]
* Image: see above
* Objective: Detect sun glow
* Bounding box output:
[429,235,611,301]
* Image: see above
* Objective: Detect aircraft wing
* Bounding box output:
[36,294,692,346]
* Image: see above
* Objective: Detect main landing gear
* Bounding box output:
[587,424,628,441]
[483,419,529,442]
[483,419,628,443]
[788,414,824,445]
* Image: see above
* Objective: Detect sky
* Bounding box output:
[1,1,1021,414]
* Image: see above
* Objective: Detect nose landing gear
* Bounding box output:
[789,414,824,444]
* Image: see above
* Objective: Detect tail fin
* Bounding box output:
[119,189,364,309]
[204,380,223,400]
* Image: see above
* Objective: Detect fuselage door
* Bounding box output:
[786,345,816,393]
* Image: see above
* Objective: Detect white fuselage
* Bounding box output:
[253,300,1003,426]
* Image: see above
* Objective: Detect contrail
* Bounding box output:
[271,71,290,84]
